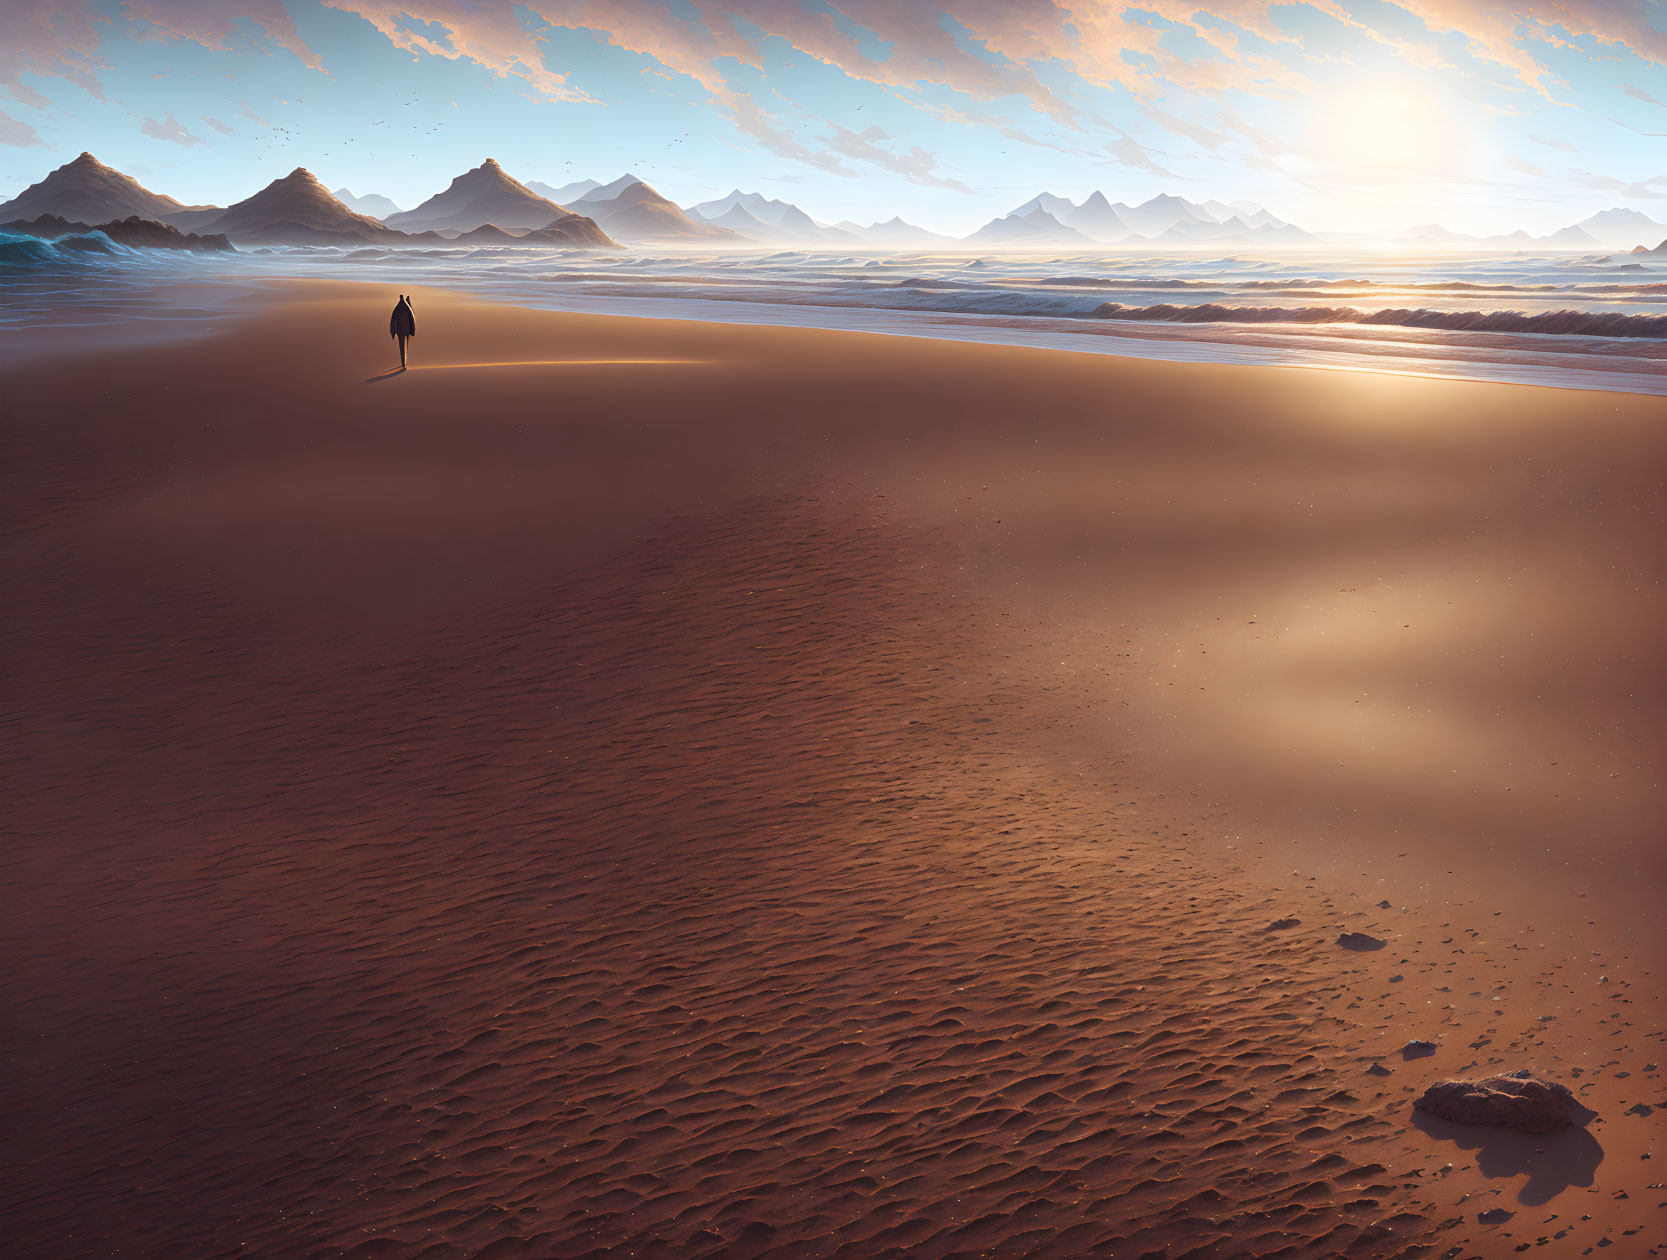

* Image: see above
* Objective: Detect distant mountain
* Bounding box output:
[994,190,1308,244]
[448,223,526,244]
[687,189,860,245]
[579,180,734,243]
[437,219,619,249]
[523,216,624,248]
[526,177,601,204]
[1114,194,1215,237]
[0,152,211,224]
[1404,223,1469,244]
[698,202,789,242]
[1009,192,1078,221]
[387,159,586,233]
[3,213,233,253]
[966,206,1095,246]
[833,216,959,248]
[1062,191,1133,242]
[1540,224,1600,247]
[195,168,392,243]
[572,173,647,204]
[689,189,789,223]
[1402,221,1603,249]
[333,187,402,219]
[1563,207,1667,248]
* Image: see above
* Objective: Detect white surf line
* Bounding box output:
[405,358,711,369]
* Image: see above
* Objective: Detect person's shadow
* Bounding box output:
[1411,1105,1604,1205]
[364,366,406,383]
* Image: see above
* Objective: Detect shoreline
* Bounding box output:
[4,277,1662,1257]
[5,258,1666,396]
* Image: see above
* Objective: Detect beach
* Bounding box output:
[3,279,1662,1258]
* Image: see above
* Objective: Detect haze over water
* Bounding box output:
[5,234,1666,394]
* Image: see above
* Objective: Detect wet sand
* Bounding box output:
[2,280,1662,1257]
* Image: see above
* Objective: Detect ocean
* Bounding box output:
[4,228,1664,394]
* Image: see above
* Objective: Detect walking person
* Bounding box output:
[389,293,415,368]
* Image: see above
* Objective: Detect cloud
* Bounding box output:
[120,0,322,70]
[302,0,1667,188]
[1623,82,1665,107]
[321,1,585,100]
[321,1,1667,116]
[139,111,207,147]
[202,115,234,134]
[7,0,1667,188]
[817,122,971,190]
[0,0,107,109]
[0,105,47,147]
[1570,168,1667,198]
[1608,117,1667,137]
[1102,133,1180,178]
[1530,133,1577,151]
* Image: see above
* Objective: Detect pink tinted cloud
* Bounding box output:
[0,106,48,148]
[139,111,208,146]
[321,1,584,99]
[310,0,1667,163]
[121,0,323,70]
[0,0,108,109]
[9,1,1667,174]
[3,1,323,124]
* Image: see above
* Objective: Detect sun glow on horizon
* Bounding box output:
[1304,76,1480,231]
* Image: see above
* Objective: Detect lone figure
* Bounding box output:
[389,293,416,368]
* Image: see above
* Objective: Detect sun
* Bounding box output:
[1308,76,1469,187]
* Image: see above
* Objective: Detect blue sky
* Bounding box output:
[3,0,1665,235]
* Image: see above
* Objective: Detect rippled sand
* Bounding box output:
[3,282,1661,1257]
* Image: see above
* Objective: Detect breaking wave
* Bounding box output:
[1091,302,1667,338]
[0,227,124,266]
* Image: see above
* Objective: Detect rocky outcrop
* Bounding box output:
[1413,1071,1580,1133]
[3,213,234,253]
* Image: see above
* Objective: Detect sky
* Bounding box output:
[2,0,1665,236]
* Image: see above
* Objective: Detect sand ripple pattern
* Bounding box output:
[3,501,1446,1258]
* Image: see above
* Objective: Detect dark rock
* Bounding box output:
[1402,1039,1438,1059]
[1265,917,1301,931]
[1337,931,1386,951]
[1478,1208,1514,1224]
[1414,1071,1581,1134]
[3,213,233,253]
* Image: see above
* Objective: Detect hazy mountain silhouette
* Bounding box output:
[1566,207,1667,247]
[524,216,624,249]
[579,180,735,243]
[697,202,785,240]
[388,159,589,233]
[570,174,647,205]
[1009,192,1078,221]
[966,206,1095,246]
[333,187,402,219]
[194,168,392,243]
[691,195,859,244]
[448,223,524,243]
[990,190,1311,245]
[688,189,800,225]
[0,152,210,225]
[830,216,959,248]
[526,177,600,204]
[1062,192,1134,240]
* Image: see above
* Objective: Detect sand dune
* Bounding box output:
[2,283,1661,1257]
